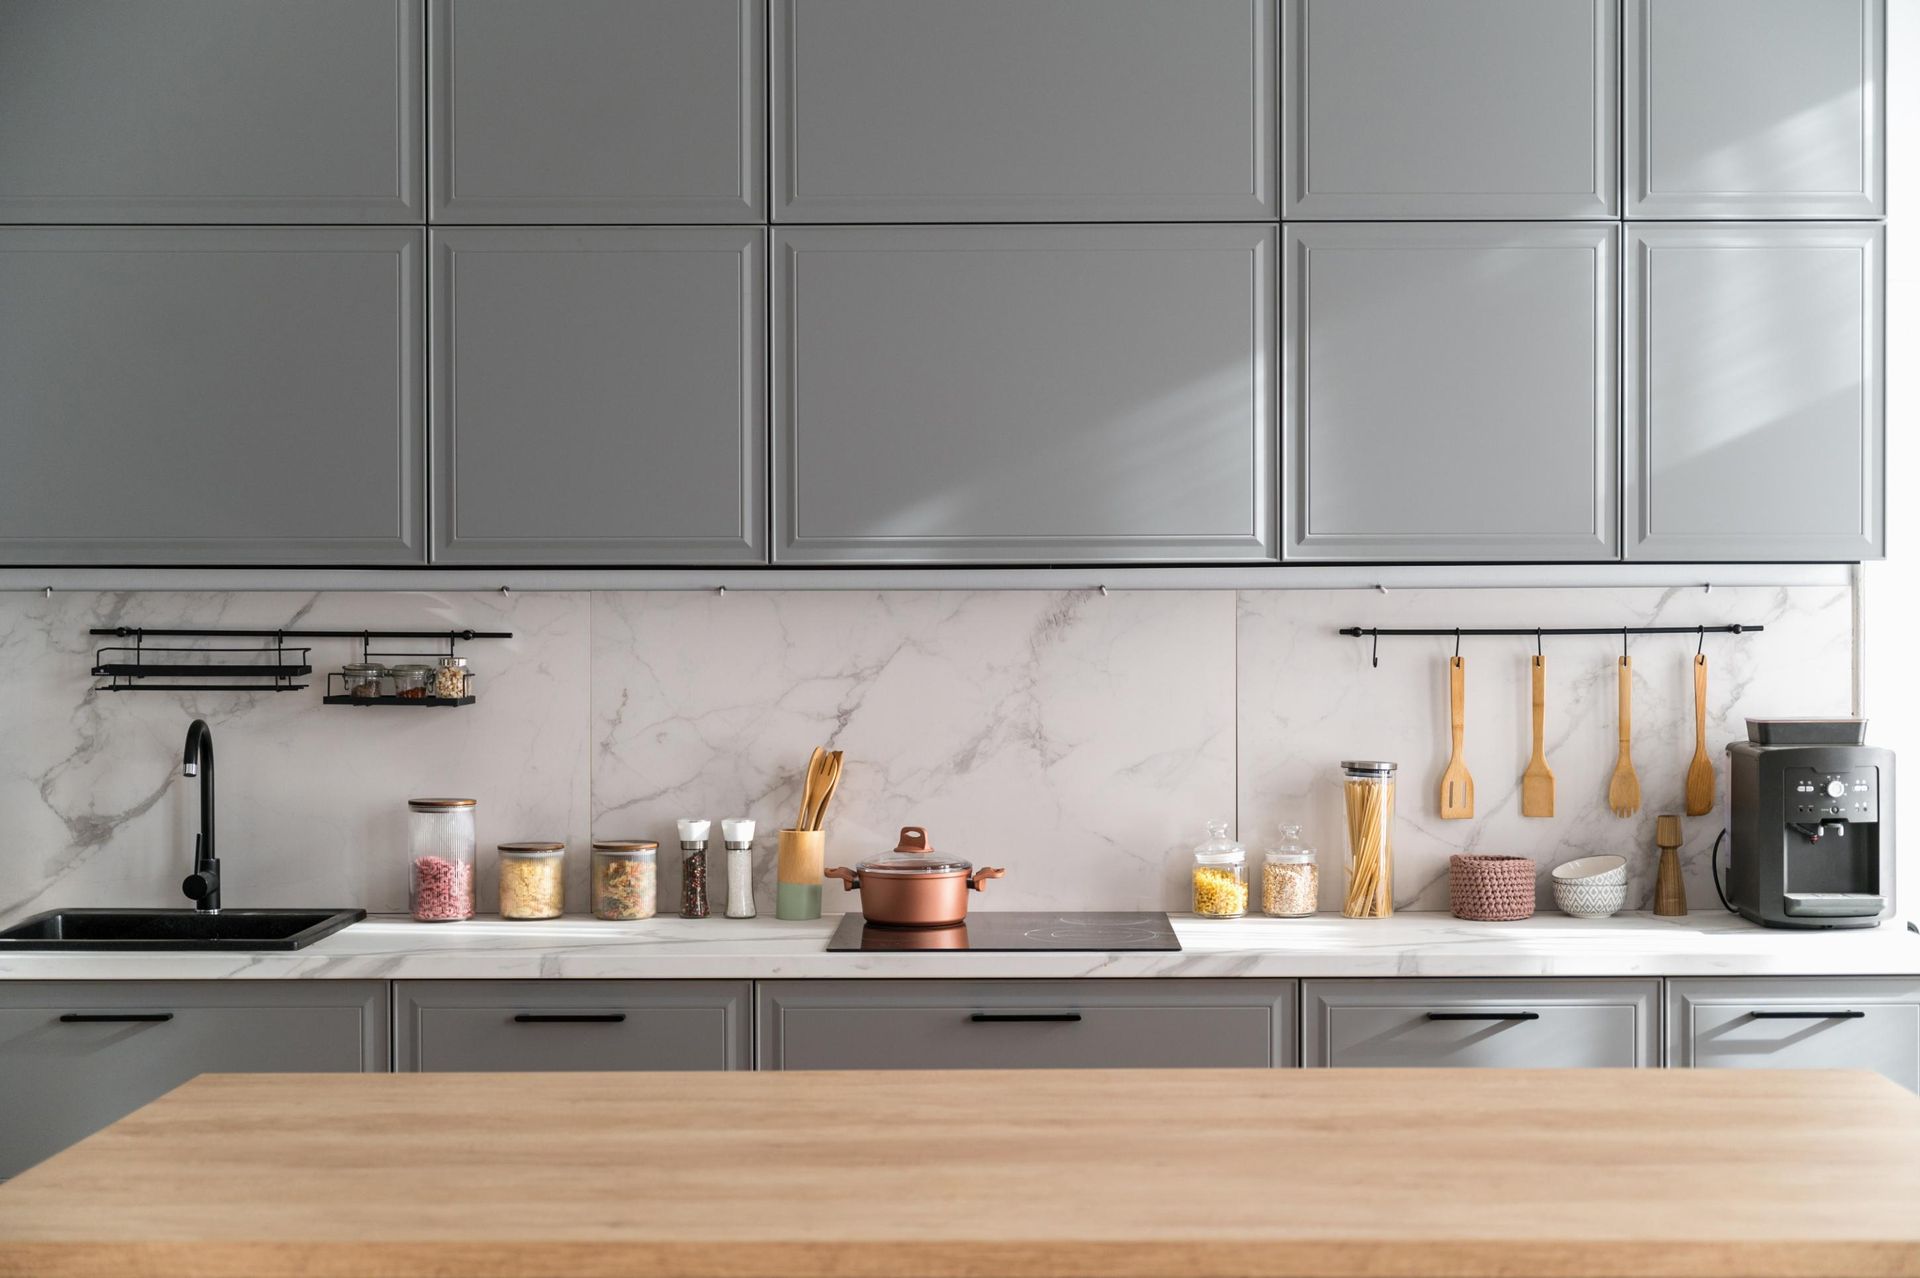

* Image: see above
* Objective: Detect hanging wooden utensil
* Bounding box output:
[1686,653,1714,816]
[1520,655,1555,818]
[1607,656,1641,818]
[1438,656,1474,820]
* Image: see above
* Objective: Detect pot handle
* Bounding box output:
[968,867,1006,893]
[823,866,860,892]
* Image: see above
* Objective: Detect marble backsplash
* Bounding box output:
[0,585,1854,923]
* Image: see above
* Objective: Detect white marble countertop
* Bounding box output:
[3,910,1916,981]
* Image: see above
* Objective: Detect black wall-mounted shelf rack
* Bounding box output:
[1340,623,1764,667]
[88,627,511,698]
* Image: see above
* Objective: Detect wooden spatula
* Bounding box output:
[1438,656,1474,819]
[1520,655,1555,817]
[1607,656,1641,817]
[1685,654,1714,816]
[795,746,826,829]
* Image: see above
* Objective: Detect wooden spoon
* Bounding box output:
[795,746,826,830]
[1438,656,1474,819]
[1685,654,1714,816]
[1520,655,1555,818]
[810,751,843,831]
[1607,657,1641,817]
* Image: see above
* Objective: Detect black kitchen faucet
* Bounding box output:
[181,719,220,913]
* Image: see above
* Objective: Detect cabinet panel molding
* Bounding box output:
[1666,977,1919,1091]
[1302,979,1660,1068]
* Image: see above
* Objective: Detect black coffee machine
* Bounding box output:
[1723,719,1894,929]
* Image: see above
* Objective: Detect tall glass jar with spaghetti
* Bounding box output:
[1340,761,1396,918]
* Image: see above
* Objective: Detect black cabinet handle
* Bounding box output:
[512,1013,627,1024]
[1426,1011,1541,1022]
[969,1012,1083,1023]
[59,1012,173,1024]
[1750,1010,1866,1020]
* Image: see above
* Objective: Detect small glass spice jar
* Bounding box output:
[341,661,386,699]
[389,663,435,700]
[1191,820,1248,919]
[408,798,476,922]
[433,656,470,700]
[498,842,565,920]
[1261,824,1319,918]
[591,840,657,921]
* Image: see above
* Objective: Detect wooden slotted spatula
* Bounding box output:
[1520,655,1555,817]
[1608,656,1641,817]
[1685,653,1714,816]
[1438,656,1474,819]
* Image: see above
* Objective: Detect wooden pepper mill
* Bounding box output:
[1654,814,1687,916]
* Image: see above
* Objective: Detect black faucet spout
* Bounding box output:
[181,719,219,912]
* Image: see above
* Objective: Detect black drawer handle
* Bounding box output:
[512,1013,627,1024]
[1750,1010,1867,1021]
[59,1012,173,1024]
[1426,1011,1541,1022]
[969,1012,1083,1024]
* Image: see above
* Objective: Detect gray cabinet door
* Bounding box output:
[758,980,1297,1070]
[1283,223,1619,562]
[1627,0,1884,218]
[775,225,1275,563]
[431,0,763,223]
[1302,979,1659,1068]
[1283,0,1617,219]
[773,0,1275,222]
[1667,978,1919,1091]
[0,981,387,1181]
[394,980,751,1071]
[431,228,766,564]
[1626,224,1883,561]
[0,228,425,565]
[0,0,422,223]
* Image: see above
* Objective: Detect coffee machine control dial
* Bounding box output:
[1826,779,1848,799]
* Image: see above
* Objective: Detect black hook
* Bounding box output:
[1622,628,1629,659]
[1370,630,1379,669]
[1697,625,1705,657]
[1453,628,1461,659]
[1535,628,1543,659]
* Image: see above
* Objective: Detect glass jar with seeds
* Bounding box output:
[1261,824,1318,918]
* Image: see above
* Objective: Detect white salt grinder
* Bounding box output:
[722,818,757,919]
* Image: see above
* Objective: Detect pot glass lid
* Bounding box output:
[857,853,973,876]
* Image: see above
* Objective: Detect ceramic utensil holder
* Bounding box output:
[776,829,825,920]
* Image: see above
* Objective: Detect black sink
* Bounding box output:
[0,908,365,951]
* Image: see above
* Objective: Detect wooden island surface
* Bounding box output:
[0,1068,1916,1278]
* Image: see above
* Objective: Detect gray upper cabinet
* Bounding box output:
[0,0,422,223]
[1626,223,1883,561]
[775,225,1275,563]
[432,228,765,564]
[1284,223,1619,562]
[1283,0,1617,219]
[0,228,425,565]
[1667,978,1919,1091]
[773,0,1276,222]
[1627,0,1884,218]
[431,0,764,223]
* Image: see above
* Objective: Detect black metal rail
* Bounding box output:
[1341,623,1764,666]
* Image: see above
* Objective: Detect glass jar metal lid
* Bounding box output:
[409,797,477,809]
[1341,760,1399,776]
[498,842,564,856]
[389,663,436,677]
[342,661,387,675]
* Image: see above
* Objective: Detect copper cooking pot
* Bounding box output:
[824,827,1004,928]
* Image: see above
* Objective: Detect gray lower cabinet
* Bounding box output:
[1626,224,1883,561]
[1666,978,1920,1091]
[773,0,1275,222]
[432,0,763,223]
[0,0,422,223]
[1627,0,1884,218]
[1283,0,1617,219]
[775,225,1275,563]
[1283,223,1618,562]
[431,228,766,564]
[0,227,425,565]
[757,980,1297,1070]
[0,981,387,1181]
[394,981,752,1071]
[1302,980,1659,1068]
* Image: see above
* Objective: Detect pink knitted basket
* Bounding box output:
[1449,854,1536,921]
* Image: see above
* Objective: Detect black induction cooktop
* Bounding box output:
[826,911,1180,952]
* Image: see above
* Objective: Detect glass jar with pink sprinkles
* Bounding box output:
[408,798,476,922]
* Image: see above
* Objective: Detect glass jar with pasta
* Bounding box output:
[1190,820,1248,918]
[1340,761,1396,918]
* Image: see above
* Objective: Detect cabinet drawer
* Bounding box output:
[758,980,1296,1070]
[0,981,387,1180]
[395,981,751,1072]
[1303,980,1658,1068]
[1667,978,1920,1091]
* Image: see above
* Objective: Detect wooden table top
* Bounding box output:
[0,1068,1916,1278]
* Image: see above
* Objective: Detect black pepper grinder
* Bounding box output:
[677,818,711,919]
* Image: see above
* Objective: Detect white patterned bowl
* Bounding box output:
[1553,877,1628,919]
[1551,855,1628,887]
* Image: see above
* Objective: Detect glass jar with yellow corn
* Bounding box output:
[1190,820,1248,918]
